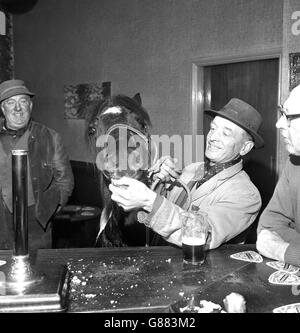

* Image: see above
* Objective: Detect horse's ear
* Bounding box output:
[132,93,142,106]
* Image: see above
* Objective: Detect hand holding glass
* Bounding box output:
[181,210,209,266]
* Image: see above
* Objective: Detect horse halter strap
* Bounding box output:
[105,123,191,209]
[105,123,153,172]
[96,123,153,243]
[105,123,149,144]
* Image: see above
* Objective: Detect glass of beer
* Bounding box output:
[181,210,209,266]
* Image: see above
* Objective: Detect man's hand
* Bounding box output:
[148,156,181,183]
[256,229,289,262]
[109,177,157,212]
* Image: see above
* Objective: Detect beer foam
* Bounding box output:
[182,235,206,246]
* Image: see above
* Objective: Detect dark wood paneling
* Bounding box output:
[204,58,279,242]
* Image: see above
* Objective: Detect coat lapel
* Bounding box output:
[191,160,243,202]
[167,162,204,204]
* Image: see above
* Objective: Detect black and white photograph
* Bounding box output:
[0,0,299,321]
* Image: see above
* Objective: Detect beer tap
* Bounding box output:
[5,150,43,294]
[0,150,70,312]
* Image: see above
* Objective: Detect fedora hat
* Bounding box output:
[205,98,264,148]
[0,79,35,103]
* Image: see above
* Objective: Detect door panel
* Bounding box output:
[203,58,279,242]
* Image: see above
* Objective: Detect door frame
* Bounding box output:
[191,48,282,176]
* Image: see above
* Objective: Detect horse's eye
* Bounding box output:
[88,126,96,136]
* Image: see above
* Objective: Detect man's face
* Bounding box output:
[276,101,300,156]
[276,96,300,156]
[1,94,32,130]
[205,116,249,164]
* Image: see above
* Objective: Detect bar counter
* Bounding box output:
[0,244,299,313]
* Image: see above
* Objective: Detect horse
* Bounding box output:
[85,94,157,247]
[85,93,191,247]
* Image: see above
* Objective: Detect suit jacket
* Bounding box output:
[138,160,261,249]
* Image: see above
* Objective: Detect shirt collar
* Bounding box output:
[206,155,242,175]
[0,119,32,137]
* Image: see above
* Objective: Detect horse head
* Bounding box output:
[85,94,155,247]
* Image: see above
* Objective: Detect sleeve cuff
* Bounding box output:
[137,194,164,226]
[284,243,300,267]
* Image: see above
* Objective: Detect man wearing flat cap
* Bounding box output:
[0,79,74,250]
[108,98,263,249]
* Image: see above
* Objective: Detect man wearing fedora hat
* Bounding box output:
[108,98,263,249]
[0,79,74,250]
[256,84,300,266]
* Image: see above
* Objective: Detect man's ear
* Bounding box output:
[240,140,255,156]
[132,93,142,106]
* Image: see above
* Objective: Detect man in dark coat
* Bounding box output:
[0,79,74,250]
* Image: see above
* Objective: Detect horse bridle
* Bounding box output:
[102,123,192,209]
[105,123,153,177]
[96,122,192,246]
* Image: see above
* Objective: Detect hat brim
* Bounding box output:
[0,90,35,103]
[205,109,264,148]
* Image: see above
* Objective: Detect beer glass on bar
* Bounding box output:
[181,210,209,266]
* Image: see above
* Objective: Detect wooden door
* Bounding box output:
[203,58,279,242]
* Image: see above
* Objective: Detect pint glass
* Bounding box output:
[181,210,208,265]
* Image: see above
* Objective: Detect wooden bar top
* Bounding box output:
[37,244,254,313]
[1,244,300,313]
